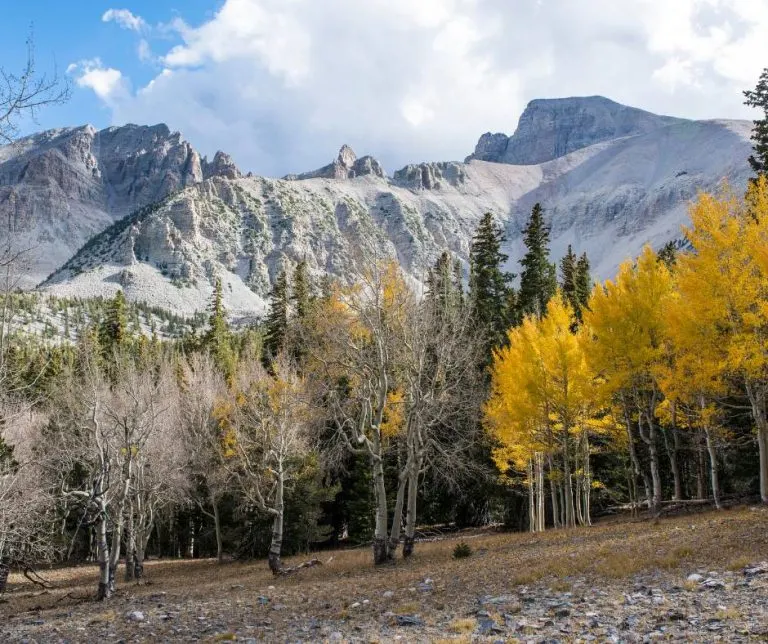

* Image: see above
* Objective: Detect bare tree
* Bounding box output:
[228,355,318,575]
[179,353,232,563]
[1,33,70,145]
[48,350,178,599]
[396,293,484,557]
[306,259,411,565]
[0,406,55,593]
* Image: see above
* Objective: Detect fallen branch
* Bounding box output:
[274,558,323,576]
[23,567,54,590]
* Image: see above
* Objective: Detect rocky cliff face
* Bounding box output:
[469,96,687,165]
[0,124,239,286]
[40,111,752,319]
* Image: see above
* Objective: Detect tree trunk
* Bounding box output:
[124,508,135,582]
[703,425,721,510]
[268,469,285,576]
[0,560,9,595]
[624,407,650,507]
[212,497,223,564]
[662,424,682,501]
[758,420,768,504]
[547,456,560,529]
[134,545,145,580]
[187,516,195,558]
[388,472,407,556]
[536,453,545,532]
[582,432,592,526]
[371,432,391,565]
[562,439,575,528]
[527,459,535,533]
[96,512,111,601]
[403,466,418,558]
[696,430,706,500]
[638,414,662,514]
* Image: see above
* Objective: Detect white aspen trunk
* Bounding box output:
[124,503,135,582]
[187,516,195,558]
[547,455,560,529]
[96,503,111,601]
[371,446,391,564]
[745,382,768,504]
[582,432,592,526]
[562,435,575,528]
[624,408,651,508]
[527,459,535,533]
[638,414,662,514]
[696,430,706,500]
[403,465,418,558]
[703,425,721,510]
[536,453,545,532]
[388,471,407,556]
[212,497,223,564]
[574,442,584,527]
[268,467,285,576]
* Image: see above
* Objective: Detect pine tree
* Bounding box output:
[560,245,578,311]
[468,213,513,361]
[574,252,592,321]
[657,241,678,269]
[99,290,128,357]
[517,203,557,320]
[203,277,234,374]
[427,251,463,314]
[744,67,768,179]
[292,259,312,320]
[263,270,289,363]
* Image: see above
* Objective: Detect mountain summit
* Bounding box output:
[469,96,687,165]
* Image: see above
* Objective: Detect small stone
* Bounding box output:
[686,573,704,583]
[126,611,145,622]
[395,614,424,627]
[383,591,394,599]
[350,602,361,609]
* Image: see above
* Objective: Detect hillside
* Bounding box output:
[3,507,767,642]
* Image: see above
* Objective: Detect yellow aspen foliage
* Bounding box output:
[380,389,406,439]
[668,178,768,502]
[486,294,594,469]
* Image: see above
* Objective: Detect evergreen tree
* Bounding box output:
[744,67,768,179]
[657,241,678,269]
[574,252,592,318]
[468,213,513,360]
[203,277,234,374]
[99,290,128,357]
[427,251,463,314]
[517,203,557,320]
[560,244,578,311]
[292,259,312,320]
[263,270,289,364]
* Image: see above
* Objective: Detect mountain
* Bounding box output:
[0,96,753,318]
[468,96,687,165]
[0,123,239,287]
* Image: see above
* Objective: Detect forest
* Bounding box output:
[2,66,768,606]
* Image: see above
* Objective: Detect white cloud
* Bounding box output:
[70,59,130,108]
[102,8,147,32]
[77,0,767,177]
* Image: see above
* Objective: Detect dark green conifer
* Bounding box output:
[574,252,592,318]
[517,203,556,320]
[263,270,289,363]
[99,290,128,357]
[744,67,768,179]
[468,213,514,360]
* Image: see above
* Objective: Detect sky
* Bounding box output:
[2,0,767,177]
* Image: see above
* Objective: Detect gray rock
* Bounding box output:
[395,614,424,627]
[126,610,145,622]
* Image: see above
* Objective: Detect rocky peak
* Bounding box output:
[337,144,357,168]
[285,145,386,181]
[393,162,466,190]
[468,96,688,165]
[203,150,241,180]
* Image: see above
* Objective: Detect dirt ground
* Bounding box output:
[2,505,768,642]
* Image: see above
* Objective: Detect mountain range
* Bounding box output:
[0,95,753,319]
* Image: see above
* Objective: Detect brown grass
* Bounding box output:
[2,505,767,636]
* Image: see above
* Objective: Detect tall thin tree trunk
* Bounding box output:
[371,448,391,565]
[212,496,223,564]
[124,505,135,582]
[528,459,535,533]
[547,455,560,529]
[696,430,706,500]
[268,468,285,575]
[662,425,682,501]
[638,414,662,514]
[562,437,575,528]
[582,432,592,526]
[536,453,545,532]
[187,516,195,558]
[96,509,111,601]
[624,406,650,507]
[388,472,407,555]
[403,466,418,558]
